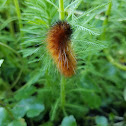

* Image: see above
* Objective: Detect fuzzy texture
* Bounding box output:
[47,21,76,77]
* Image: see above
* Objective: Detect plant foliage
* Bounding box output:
[0,0,126,125]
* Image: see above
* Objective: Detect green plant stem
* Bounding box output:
[102,1,126,71]
[7,0,15,37]
[13,0,23,37]
[102,0,112,39]
[60,76,66,109]
[51,98,60,121]
[11,68,23,89]
[104,49,126,70]
[0,42,19,56]
[59,0,66,112]
[59,0,65,20]
[0,100,15,120]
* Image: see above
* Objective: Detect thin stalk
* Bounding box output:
[0,100,15,120]
[59,0,65,20]
[0,42,20,57]
[101,0,112,39]
[10,68,23,89]
[59,0,66,112]
[104,49,126,70]
[7,0,15,37]
[13,0,23,37]
[9,19,15,37]
[60,75,66,109]
[102,1,126,71]
[51,98,60,121]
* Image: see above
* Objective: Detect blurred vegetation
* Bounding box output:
[0,0,126,126]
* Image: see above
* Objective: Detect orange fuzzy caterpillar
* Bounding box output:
[47,21,76,77]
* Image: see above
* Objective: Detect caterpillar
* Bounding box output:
[47,21,76,77]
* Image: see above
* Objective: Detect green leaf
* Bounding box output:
[0,107,8,126]
[8,118,27,126]
[95,116,108,126]
[25,69,44,86]
[123,87,126,101]
[12,97,45,118]
[26,103,44,118]
[74,25,100,36]
[0,17,17,31]
[61,115,77,126]
[21,47,40,58]
[14,86,37,100]
[65,0,82,10]
[46,0,58,10]
[82,92,101,108]
[39,122,53,126]
[77,2,109,19]
[0,59,4,67]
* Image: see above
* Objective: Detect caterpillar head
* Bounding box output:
[56,21,72,38]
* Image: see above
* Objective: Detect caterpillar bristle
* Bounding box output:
[47,21,76,77]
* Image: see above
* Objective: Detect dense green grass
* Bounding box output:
[0,0,126,125]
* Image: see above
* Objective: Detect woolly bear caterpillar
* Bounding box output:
[47,21,76,77]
